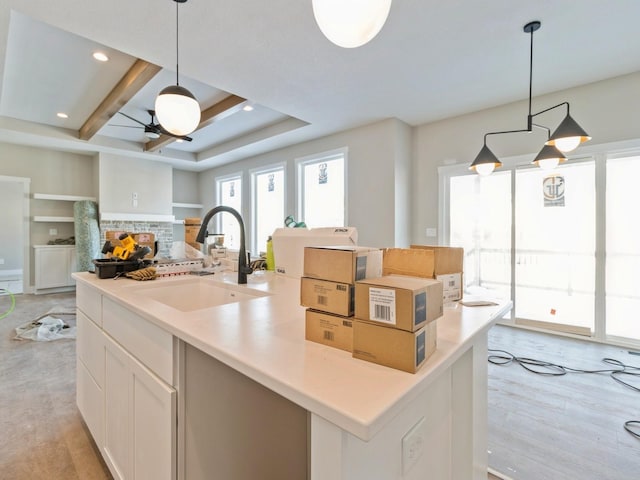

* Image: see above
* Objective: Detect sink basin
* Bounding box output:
[133,278,269,312]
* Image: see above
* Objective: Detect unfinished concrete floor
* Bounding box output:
[0,291,111,479]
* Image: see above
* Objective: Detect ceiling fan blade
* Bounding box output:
[108,124,144,129]
[117,111,148,127]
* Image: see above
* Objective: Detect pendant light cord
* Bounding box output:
[175,0,180,86]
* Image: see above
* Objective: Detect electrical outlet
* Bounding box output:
[0,258,4,265]
[49,228,58,236]
[402,417,426,475]
[425,227,437,237]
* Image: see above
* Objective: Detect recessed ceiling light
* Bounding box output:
[57,112,68,119]
[93,51,109,62]
[242,105,254,112]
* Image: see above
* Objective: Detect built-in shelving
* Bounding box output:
[33,193,97,202]
[33,216,75,223]
[172,202,203,209]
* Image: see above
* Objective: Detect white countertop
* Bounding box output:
[73,270,511,441]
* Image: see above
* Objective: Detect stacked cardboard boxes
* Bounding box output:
[353,276,442,373]
[383,245,464,302]
[300,246,383,352]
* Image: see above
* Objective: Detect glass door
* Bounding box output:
[449,171,512,300]
[514,161,596,335]
[606,155,640,341]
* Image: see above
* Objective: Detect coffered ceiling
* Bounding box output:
[1,0,639,171]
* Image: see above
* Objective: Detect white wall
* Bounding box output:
[198,118,411,248]
[412,70,640,245]
[0,142,96,286]
[98,153,173,216]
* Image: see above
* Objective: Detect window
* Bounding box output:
[297,149,346,228]
[216,174,242,250]
[251,165,285,253]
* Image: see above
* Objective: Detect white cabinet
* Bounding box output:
[33,245,76,291]
[76,288,176,480]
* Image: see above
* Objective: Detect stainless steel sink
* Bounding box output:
[133,278,269,311]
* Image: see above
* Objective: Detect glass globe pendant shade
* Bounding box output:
[155,84,201,136]
[312,0,392,48]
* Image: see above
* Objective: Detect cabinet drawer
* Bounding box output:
[102,297,174,385]
[77,281,102,326]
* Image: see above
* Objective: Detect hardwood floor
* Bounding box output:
[488,324,640,480]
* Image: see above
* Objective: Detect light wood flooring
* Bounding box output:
[488,324,640,480]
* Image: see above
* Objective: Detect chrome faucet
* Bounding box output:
[196,206,253,284]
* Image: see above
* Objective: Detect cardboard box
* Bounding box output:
[352,320,437,373]
[382,248,435,278]
[300,277,354,316]
[305,309,353,352]
[184,217,202,249]
[410,245,464,275]
[271,227,358,278]
[303,246,382,284]
[436,273,462,302]
[105,231,156,259]
[385,246,464,301]
[355,276,443,332]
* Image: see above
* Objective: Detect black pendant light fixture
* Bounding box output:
[469,21,591,176]
[155,0,201,137]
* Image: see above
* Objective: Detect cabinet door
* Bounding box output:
[35,247,70,289]
[104,338,132,480]
[103,335,176,480]
[132,359,176,480]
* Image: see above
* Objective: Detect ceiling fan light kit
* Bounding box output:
[312,0,392,48]
[155,0,201,137]
[469,20,591,175]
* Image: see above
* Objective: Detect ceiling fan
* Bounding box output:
[111,110,193,141]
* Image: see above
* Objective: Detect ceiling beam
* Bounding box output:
[78,59,162,141]
[144,94,248,152]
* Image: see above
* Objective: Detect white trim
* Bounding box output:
[99,213,175,222]
[0,176,30,293]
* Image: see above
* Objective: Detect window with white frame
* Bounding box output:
[251,165,285,253]
[297,149,346,228]
[215,174,242,250]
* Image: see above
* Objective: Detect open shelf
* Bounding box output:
[33,193,97,202]
[172,202,203,209]
[33,216,75,223]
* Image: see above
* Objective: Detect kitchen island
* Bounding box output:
[74,270,511,480]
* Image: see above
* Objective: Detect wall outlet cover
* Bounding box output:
[402,416,426,474]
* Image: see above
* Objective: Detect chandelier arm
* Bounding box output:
[530,123,551,137]
[484,128,531,145]
[530,101,570,119]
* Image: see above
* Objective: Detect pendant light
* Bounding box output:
[470,21,591,175]
[312,0,392,48]
[155,0,201,136]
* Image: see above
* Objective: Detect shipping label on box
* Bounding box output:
[300,277,354,316]
[436,273,462,301]
[303,246,382,284]
[305,309,353,352]
[355,276,442,332]
[352,320,437,373]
